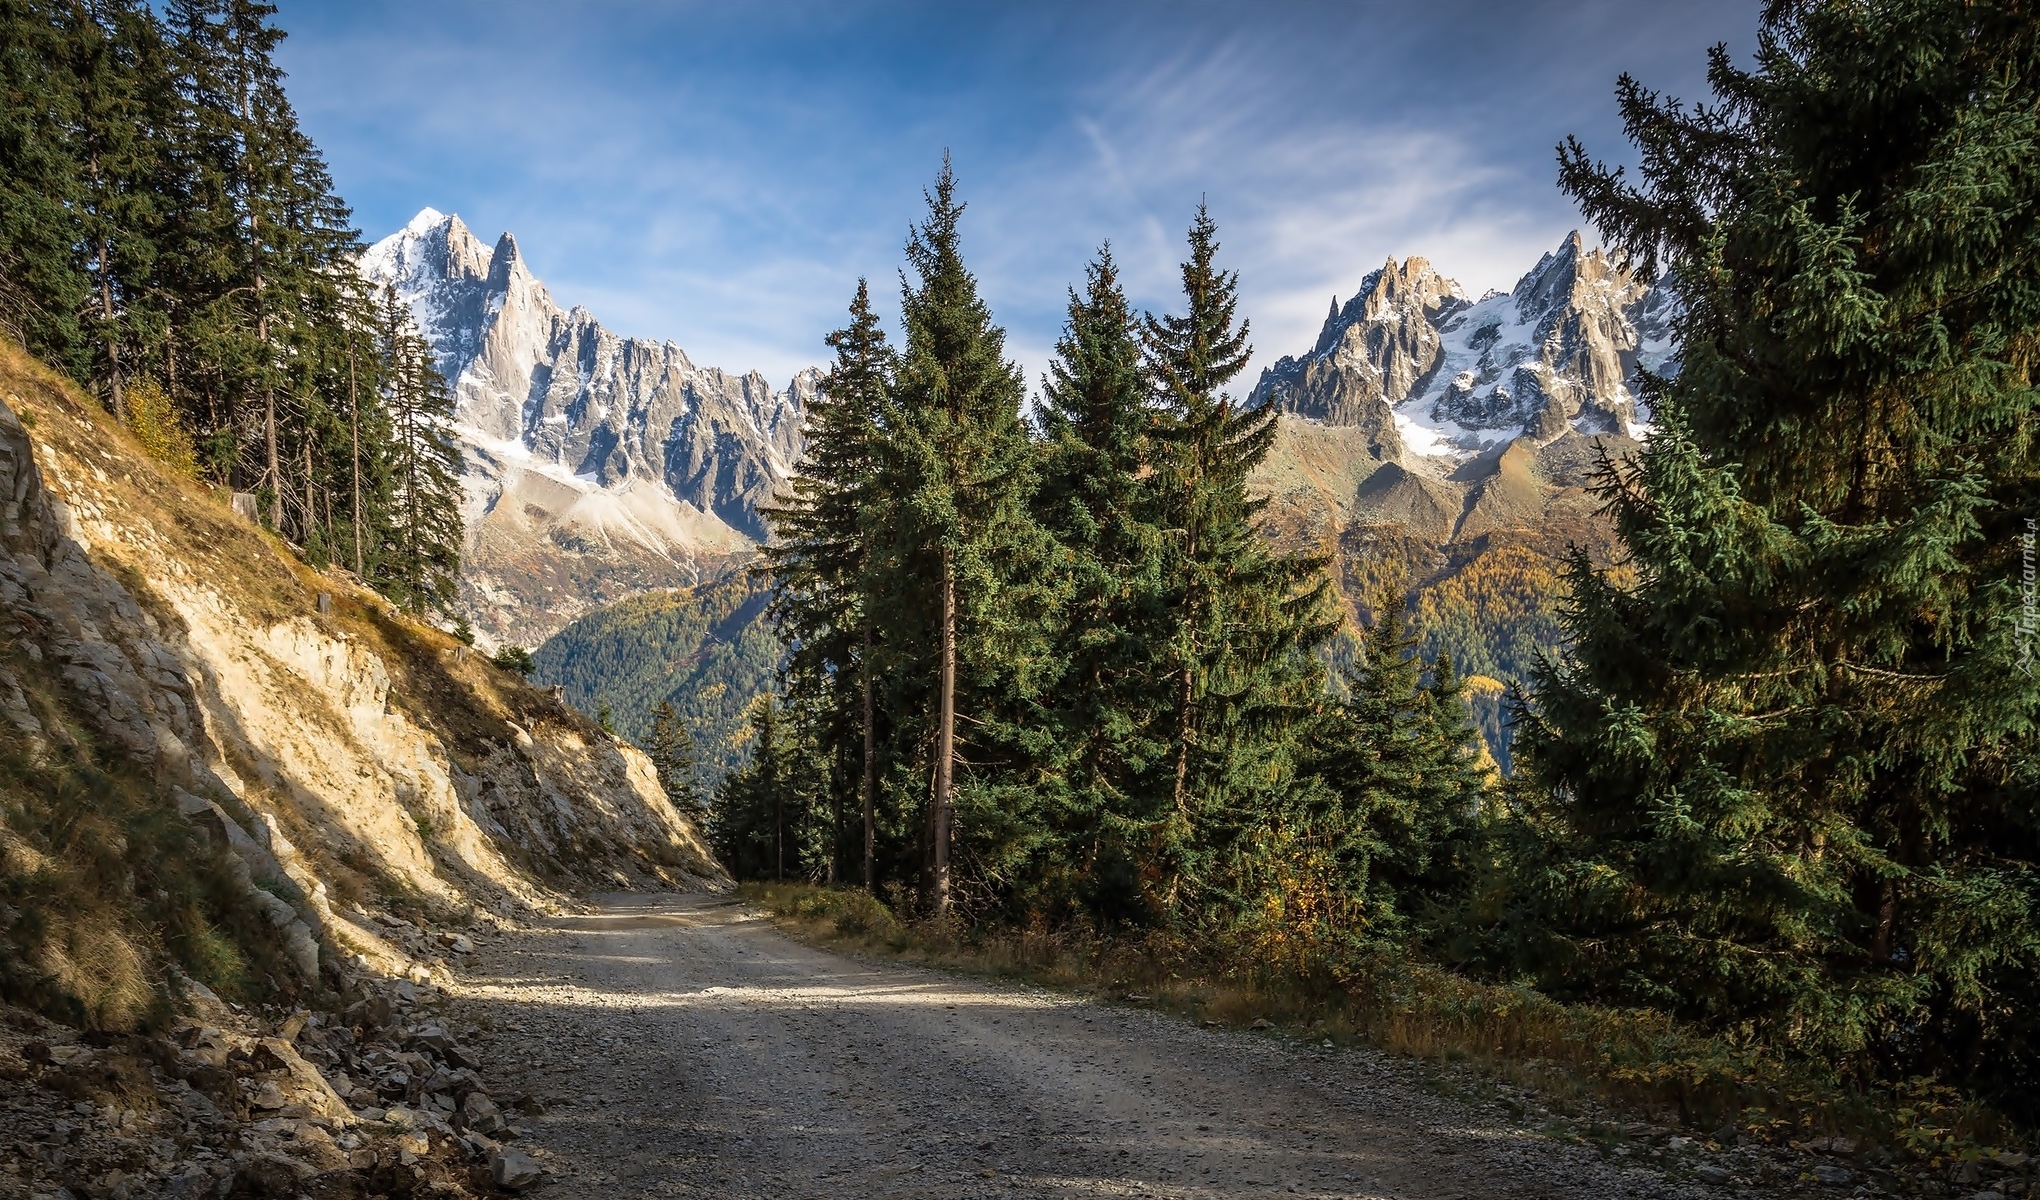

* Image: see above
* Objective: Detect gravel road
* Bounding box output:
[447,893,1727,1200]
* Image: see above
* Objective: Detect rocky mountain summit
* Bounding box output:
[361,209,816,649]
[1253,231,1676,459]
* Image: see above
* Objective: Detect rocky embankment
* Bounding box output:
[0,910,555,1200]
[0,343,725,1192]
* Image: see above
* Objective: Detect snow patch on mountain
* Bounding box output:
[360,208,818,648]
[1255,231,1679,461]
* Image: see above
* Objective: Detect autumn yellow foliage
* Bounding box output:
[121,378,197,477]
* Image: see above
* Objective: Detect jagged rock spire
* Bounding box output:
[1253,231,1675,456]
[358,208,822,648]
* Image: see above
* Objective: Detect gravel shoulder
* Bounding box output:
[443,892,1749,1200]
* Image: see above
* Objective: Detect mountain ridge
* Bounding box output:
[361,209,819,650]
[1254,230,1675,459]
[1244,230,1673,768]
[377,219,1670,775]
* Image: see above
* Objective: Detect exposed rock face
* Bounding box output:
[1255,257,1468,461]
[1253,231,1675,456]
[0,345,726,993]
[361,209,817,649]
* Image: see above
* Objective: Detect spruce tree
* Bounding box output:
[871,158,1049,915]
[377,285,462,616]
[648,700,705,817]
[1500,0,2040,1108]
[1305,598,1489,940]
[763,279,893,889]
[1031,244,1172,923]
[1142,204,1336,920]
[710,695,825,883]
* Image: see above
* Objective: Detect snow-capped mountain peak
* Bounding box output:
[1254,230,1675,458]
[360,208,819,647]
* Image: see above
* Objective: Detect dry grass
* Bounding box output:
[747,883,2023,1165]
[0,703,292,1028]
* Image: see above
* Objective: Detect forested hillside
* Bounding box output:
[531,565,781,787]
[0,0,463,616]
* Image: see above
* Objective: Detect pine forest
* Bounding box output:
[0,0,464,614]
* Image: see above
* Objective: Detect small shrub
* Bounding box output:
[490,645,534,675]
[121,378,197,477]
[174,923,250,997]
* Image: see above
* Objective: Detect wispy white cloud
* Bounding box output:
[279,0,1759,392]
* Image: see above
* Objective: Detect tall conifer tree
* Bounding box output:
[1032,245,1172,922]
[1499,0,2040,1108]
[648,700,705,817]
[1304,598,1489,939]
[1143,204,1336,918]
[377,285,462,616]
[873,158,1045,915]
[764,279,893,889]
[711,695,826,882]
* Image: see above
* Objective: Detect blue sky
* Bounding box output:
[277,0,1760,390]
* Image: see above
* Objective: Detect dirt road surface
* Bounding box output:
[448,894,1722,1200]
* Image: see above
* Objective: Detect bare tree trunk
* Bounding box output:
[238,48,278,529]
[98,233,123,421]
[348,350,363,576]
[932,549,956,917]
[1173,669,1193,814]
[826,774,839,886]
[254,227,276,527]
[302,437,314,549]
[1173,530,1198,820]
[252,214,274,515]
[264,379,280,529]
[862,621,876,892]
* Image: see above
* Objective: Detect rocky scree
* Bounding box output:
[0,914,551,1200]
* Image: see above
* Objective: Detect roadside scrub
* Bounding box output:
[744,882,2028,1179]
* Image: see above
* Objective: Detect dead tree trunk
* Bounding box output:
[932,548,956,917]
[862,621,877,892]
